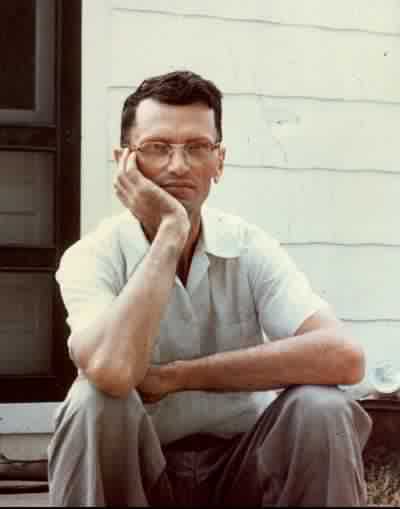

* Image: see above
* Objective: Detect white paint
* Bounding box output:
[0,403,57,434]
[286,245,400,320]
[222,97,400,171]
[207,166,400,245]
[347,321,400,367]
[112,0,400,35]
[0,433,51,460]
[81,0,112,235]
[110,9,400,102]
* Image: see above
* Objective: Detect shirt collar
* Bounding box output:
[200,206,245,259]
[118,205,244,274]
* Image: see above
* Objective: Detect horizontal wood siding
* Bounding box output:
[110,10,400,102]
[208,167,400,245]
[112,0,400,35]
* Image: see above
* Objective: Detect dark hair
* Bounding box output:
[120,70,223,146]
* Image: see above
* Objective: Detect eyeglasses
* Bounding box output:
[130,141,221,168]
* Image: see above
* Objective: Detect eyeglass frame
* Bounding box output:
[124,140,222,167]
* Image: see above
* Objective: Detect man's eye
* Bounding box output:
[186,143,210,154]
[142,143,169,156]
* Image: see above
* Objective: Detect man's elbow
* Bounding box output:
[68,329,147,398]
[95,378,134,399]
[83,351,149,398]
[84,362,138,398]
[342,341,366,385]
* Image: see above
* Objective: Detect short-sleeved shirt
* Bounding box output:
[56,206,328,444]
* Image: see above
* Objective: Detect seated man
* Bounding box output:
[48,70,372,506]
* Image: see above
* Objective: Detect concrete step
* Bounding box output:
[0,493,48,507]
[0,481,48,507]
[0,436,51,507]
[0,434,51,461]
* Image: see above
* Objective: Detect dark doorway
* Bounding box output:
[0,0,81,402]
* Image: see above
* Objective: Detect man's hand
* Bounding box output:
[113,148,190,239]
[137,362,181,403]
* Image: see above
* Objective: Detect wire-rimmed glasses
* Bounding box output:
[129,141,221,168]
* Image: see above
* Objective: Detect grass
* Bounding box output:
[365,445,400,506]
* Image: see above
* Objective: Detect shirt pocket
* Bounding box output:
[152,319,201,364]
[215,312,262,352]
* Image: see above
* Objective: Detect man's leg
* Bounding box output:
[47,375,173,506]
[212,385,372,506]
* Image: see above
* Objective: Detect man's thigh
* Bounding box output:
[162,431,265,507]
[164,387,368,506]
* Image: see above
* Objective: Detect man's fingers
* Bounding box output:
[125,150,138,173]
[125,153,146,187]
[113,183,129,207]
[115,157,142,192]
[115,149,140,184]
[113,176,128,201]
[113,175,135,210]
[116,170,133,189]
[117,147,129,173]
[113,178,125,196]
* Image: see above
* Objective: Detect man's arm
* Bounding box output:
[138,308,365,401]
[68,150,189,398]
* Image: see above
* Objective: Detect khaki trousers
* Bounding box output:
[48,378,372,506]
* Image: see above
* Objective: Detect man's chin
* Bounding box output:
[180,200,193,214]
[165,192,201,218]
[178,199,199,219]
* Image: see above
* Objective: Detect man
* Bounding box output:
[49,70,372,506]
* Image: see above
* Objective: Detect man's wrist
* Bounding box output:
[159,215,190,251]
[167,359,188,393]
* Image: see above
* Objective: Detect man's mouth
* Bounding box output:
[162,181,195,194]
[163,181,195,189]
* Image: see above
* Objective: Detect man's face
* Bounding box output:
[127,98,225,216]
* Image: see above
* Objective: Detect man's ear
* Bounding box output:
[214,145,226,183]
[113,147,124,164]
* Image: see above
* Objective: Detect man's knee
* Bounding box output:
[282,384,371,445]
[54,376,146,431]
[286,384,351,421]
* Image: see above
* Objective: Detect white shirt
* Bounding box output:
[56,206,328,444]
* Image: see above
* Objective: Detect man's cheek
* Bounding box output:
[137,159,159,180]
[135,156,145,174]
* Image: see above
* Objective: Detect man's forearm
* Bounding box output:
[172,327,364,393]
[70,218,187,397]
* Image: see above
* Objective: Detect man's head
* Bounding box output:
[120,70,223,147]
[115,70,226,217]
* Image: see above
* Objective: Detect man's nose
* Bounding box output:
[167,147,190,175]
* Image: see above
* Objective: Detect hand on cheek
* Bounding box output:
[112,147,189,238]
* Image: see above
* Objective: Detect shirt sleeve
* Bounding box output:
[246,226,329,340]
[55,235,121,337]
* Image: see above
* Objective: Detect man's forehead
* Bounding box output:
[132,98,217,138]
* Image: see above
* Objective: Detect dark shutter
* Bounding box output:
[0,0,81,402]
